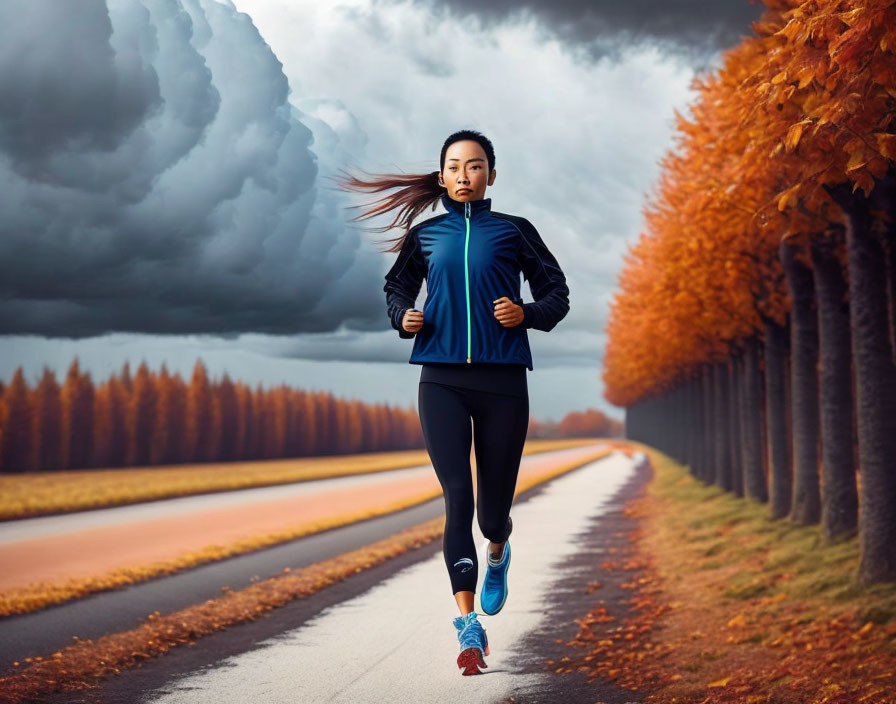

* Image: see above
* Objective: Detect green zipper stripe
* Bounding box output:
[464,201,471,363]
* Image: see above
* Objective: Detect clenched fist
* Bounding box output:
[493,296,524,328]
[402,308,424,334]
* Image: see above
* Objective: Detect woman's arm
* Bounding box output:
[516,218,570,332]
[383,227,427,339]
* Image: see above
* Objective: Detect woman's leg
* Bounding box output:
[417,381,478,605]
[470,391,530,551]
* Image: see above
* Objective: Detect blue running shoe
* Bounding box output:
[480,540,510,615]
[453,611,489,675]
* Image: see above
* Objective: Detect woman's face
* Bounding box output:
[439,139,496,202]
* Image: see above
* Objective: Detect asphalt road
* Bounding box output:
[46,449,649,704]
[0,443,606,671]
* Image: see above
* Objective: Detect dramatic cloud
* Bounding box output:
[385,0,765,63]
[0,0,764,416]
[0,0,381,338]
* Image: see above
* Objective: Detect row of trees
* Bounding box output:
[603,0,896,584]
[0,360,422,472]
[537,408,624,439]
[0,359,621,473]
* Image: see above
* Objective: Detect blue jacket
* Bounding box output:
[383,193,569,370]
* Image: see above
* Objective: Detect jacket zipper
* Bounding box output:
[464,201,471,363]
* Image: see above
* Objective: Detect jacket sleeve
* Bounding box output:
[383,227,427,339]
[517,218,570,332]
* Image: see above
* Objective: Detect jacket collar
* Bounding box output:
[440,192,492,217]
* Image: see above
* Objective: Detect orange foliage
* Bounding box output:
[1,358,606,472]
[529,407,624,438]
[603,0,896,406]
[0,359,423,472]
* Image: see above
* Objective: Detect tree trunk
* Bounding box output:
[810,228,858,542]
[713,361,732,492]
[780,240,821,525]
[825,173,896,584]
[681,379,693,465]
[728,352,744,497]
[741,335,768,502]
[882,231,896,367]
[764,316,792,519]
[672,385,685,463]
[624,402,636,442]
[687,373,700,475]
[701,363,716,484]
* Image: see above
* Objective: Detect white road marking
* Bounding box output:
[144,450,636,704]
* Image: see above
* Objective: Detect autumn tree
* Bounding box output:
[603,0,896,583]
[150,365,188,466]
[93,373,129,469]
[31,367,62,471]
[60,359,94,470]
[186,360,213,462]
[0,369,33,473]
[128,361,157,466]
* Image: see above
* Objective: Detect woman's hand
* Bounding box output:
[401,308,424,334]
[493,296,524,328]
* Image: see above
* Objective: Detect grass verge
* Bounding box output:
[557,444,896,704]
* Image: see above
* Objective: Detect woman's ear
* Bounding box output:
[488,169,497,186]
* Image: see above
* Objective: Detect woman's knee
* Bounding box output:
[444,484,474,520]
[478,513,512,543]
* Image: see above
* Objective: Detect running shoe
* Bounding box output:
[480,540,510,615]
[453,611,489,675]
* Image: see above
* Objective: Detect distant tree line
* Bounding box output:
[530,409,623,440]
[0,359,422,472]
[0,359,621,473]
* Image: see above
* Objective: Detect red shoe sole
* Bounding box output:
[457,647,488,675]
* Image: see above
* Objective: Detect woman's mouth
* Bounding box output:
[457,189,471,194]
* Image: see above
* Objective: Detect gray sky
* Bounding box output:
[0,0,762,421]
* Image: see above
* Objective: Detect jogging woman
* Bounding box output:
[338,129,569,675]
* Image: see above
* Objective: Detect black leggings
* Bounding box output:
[417,381,529,594]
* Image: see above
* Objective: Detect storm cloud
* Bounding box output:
[0,0,766,418]
[0,0,381,338]
[383,0,765,62]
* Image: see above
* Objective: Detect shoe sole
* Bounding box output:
[457,647,488,675]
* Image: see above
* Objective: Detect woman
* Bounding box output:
[338,129,569,675]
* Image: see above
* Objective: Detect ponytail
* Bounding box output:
[335,168,444,253]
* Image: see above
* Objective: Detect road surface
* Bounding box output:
[80,450,647,704]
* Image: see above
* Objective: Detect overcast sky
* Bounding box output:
[0,0,763,421]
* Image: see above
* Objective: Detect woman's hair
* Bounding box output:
[336,129,495,253]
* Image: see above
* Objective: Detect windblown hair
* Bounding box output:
[336,129,496,253]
